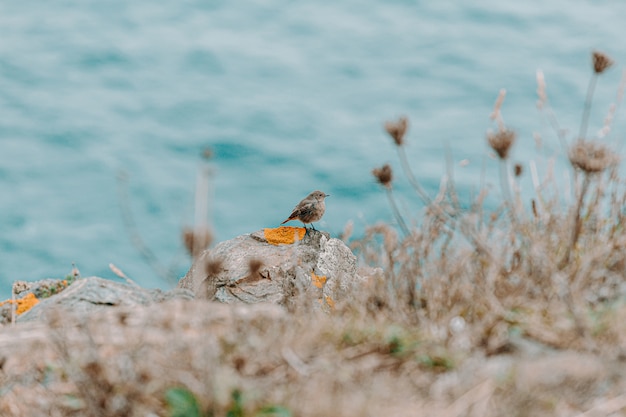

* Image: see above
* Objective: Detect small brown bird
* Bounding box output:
[281,190,329,230]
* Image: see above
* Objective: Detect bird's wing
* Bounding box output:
[284,200,314,221]
[295,201,316,218]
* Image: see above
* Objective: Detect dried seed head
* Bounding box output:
[118,311,129,325]
[568,139,619,174]
[233,356,246,373]
[205,257,224,276]
[83,361,104,378]
[201,147,214,160]
[372,164,393,188]
[592,51,613,74]
[71,262,81,279]
[183,227,213,258]
[248,259,263,277]
[202,256,222,298]
[384,117,409,146]
[487,129,516,160]
[514,163,523,177]
[12,281,30,295]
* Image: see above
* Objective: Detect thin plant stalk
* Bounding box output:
[10,287,16,326]
[386,187,410,237]
[579,74,598,140]
[395,147,499,264]
[444,141,461,214]
[194,164,210,232]
[560,173,591,269]
[396,149,501,270]
[607,70,626,149]
[116,171,175,282]
[385,124,504,273]
[499,160,514,222]
[396,146,432,206]
[537,70,571,155]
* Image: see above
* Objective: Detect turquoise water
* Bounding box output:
[2,1,626,297]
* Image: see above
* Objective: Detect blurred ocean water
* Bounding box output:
[1,0,626,297]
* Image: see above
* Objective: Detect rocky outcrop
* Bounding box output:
[178,228,359,306]
[0,228,358,325]
[13,277,193,324]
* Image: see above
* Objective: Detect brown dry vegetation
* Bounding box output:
[2,51,626,416]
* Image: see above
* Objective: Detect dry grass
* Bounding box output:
[2,51,626,416]
[1,296,624,416]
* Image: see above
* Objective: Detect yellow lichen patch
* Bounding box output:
[16,293,39,314]
[0,293,40,315]
[311,272,327,289]
[264,226,306,245]
[316,295,335,310]
[324,295,335,309]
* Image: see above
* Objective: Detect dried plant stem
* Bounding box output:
[10,288,16,326]
[537,71,568,154]
[397,146,432,206]
[553,272,590,343]
[544,107,569,156]
[579,74,598,140]
[499,160,517,227]
[574,393,626,417]
[116,171,175,282]
[386,188,410,237]
[490,88,507,131]
[194,164,211,232]
[381,153,499,273]
[109,263,141,288]
[601,70,626,142]
[444,142,461,213]
[394,148,500,268]
[585,179,605,226]
[391,143,507,277]
[560,174,591,269]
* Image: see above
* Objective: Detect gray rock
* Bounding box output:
[17,277,194,323]
[178,229,359,305]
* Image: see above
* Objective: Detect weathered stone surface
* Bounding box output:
[178,229,359,304]
[17,276,194,323]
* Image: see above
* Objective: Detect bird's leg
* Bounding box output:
[311,223,317,231]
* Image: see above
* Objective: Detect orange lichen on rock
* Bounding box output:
[324,295,335,309]
[16,293,39,314]
[316,295,335,310]
[0,293,40,315]
[264,226,306,245]
[311,272,327,289]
